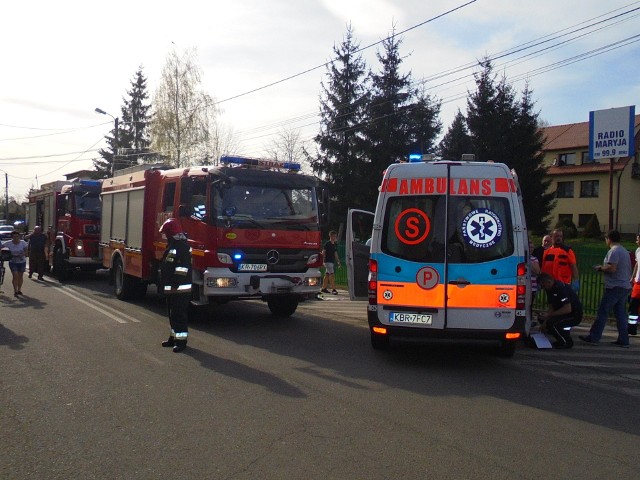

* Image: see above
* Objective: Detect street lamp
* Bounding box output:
[94,107,119,176]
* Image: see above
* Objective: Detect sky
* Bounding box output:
[1,0,639,200]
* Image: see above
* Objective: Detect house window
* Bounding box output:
[580,180,599,198]
[578,214,596,228]
[558,214,573,225]
[582,151,595,164]
[558,153,576,166]
[556,181,574,198]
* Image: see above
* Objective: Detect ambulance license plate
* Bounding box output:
[390,312,432,324]
[239,264,268,272]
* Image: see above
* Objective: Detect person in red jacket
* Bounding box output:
[541,229,580,292]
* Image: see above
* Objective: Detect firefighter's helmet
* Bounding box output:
[159,218,183,237]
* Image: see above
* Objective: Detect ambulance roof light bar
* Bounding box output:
[408,153,438,163]
[220,155,301,172]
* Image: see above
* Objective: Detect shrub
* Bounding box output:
[581,213,602,238]
[555,218,578,239]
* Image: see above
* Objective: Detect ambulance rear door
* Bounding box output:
[377,161,521,332]
[346,209,374,301]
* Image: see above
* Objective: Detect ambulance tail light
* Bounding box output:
[368,259,378,305]
[516,262,527,310]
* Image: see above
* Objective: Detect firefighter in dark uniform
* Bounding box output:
[159,218,192,353]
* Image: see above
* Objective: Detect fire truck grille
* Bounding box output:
[221,248,315,274]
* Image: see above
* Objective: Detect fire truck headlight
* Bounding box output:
[74,240,85,256]
[217,253,233,265]
[206,277,237,288]
[305,276,322,287]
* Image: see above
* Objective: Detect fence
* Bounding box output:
[334,243,630,316]
[533,244,615,316]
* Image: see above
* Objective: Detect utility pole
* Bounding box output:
[95,108,119,176]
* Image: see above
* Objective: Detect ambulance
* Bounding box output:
[346,158,531,357]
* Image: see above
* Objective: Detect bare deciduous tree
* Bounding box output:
[265,127,310,169]
[151,48,215,167]
[206,116,241,165]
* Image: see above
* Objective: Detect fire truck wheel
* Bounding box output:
[267,296,299,317]
[114,257,138,300]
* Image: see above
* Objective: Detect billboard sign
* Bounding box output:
[589,106,635,160]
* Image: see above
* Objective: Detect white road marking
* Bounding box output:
[56,285,141,323]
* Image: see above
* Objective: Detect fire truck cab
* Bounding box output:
[100,156,328,318]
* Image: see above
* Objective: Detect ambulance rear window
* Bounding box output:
[381,195,514,263]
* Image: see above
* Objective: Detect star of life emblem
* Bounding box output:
[461,208,503,249]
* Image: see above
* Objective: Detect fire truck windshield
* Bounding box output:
[73,192,101,219]
[213,184,318,230]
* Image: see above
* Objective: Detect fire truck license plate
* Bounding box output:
[390,312,432,324]
[239,264,268,272]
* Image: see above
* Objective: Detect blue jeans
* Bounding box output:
[589,287,631,343]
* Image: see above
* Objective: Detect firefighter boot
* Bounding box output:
[173,340,187,353]
[161,336,175,348]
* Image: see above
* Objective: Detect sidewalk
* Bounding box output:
[315,288,349,301]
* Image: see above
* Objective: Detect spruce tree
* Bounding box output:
[512,84,554,233]
[465,59,500,161]
[312,27,441,224]
[438,109,472,160]
[363,30,440,208]
[121,67,152,166]
[310,25,369,226]
[466,59,553,232]
[94,120,122,177]
[94,67,152,176]
[407,86,442,158]
[365,32,413,183]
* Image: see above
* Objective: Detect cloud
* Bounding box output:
[320,0,405,36]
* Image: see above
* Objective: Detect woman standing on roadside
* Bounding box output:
[2,231,28,297]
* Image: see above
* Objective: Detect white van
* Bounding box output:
[346,159,531,357]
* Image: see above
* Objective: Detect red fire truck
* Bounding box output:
[27,179,103,280]
[100,156,328,317]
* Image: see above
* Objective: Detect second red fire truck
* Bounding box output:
[27,179,103,280]
[100,156,328,317]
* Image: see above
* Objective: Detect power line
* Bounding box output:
[3,2,639,168]
[213,0,479,106]
[234,3,640,151]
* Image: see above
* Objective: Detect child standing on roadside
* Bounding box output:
[321,230,341,295]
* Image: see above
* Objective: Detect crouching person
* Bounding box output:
[159,218,192,353]
[538,272,583,349]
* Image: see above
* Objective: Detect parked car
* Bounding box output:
[0,225,15,241]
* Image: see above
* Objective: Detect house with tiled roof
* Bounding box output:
[539,114,640,235]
